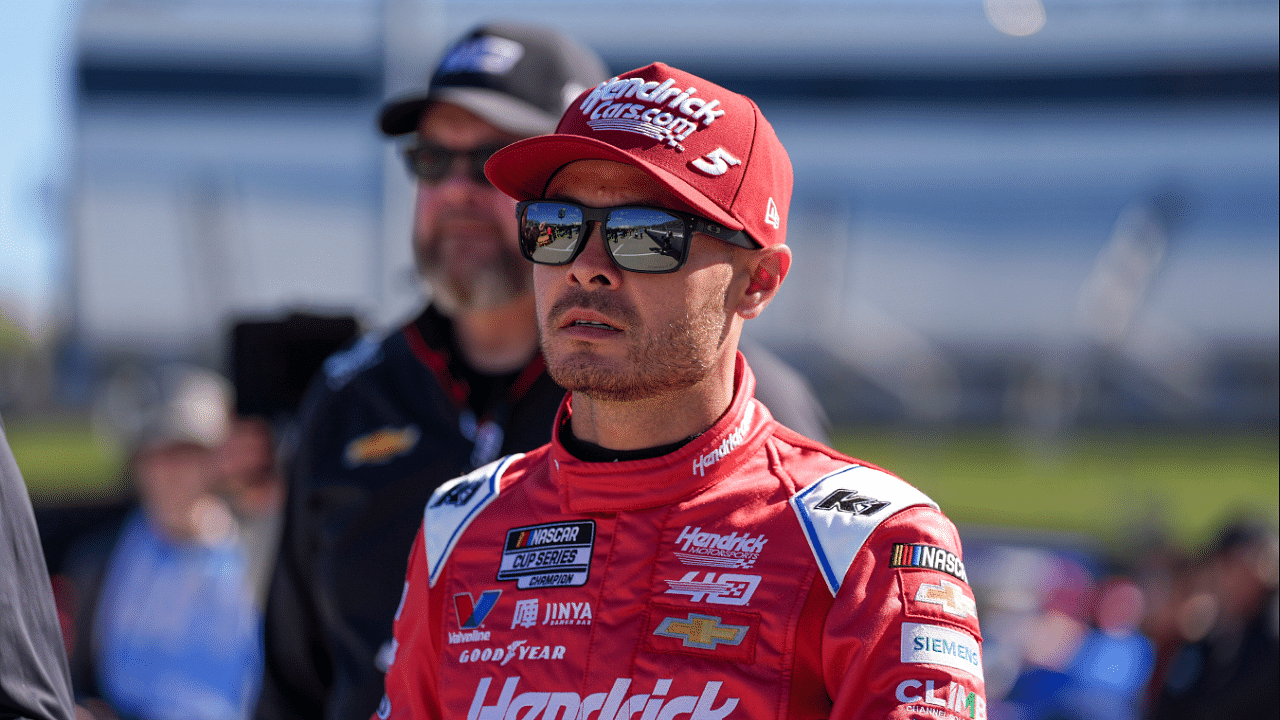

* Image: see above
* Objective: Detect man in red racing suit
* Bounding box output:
[376,63,985,720]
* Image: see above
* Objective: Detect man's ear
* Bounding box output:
[735,244,791,320]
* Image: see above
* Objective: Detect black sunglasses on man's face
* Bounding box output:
[516,200,756,275]
[401,142,507,185]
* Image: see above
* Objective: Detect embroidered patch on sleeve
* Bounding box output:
[424,455,520,587]
[900,622,984,681]
[898,572,983,640]
[890,543,968,584]
[790,465,938,595]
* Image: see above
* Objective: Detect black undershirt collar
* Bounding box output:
[558,416,700,463]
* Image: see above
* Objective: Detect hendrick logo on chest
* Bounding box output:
[673,525,769,570]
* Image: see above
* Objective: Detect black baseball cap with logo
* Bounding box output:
[379,23,609,138]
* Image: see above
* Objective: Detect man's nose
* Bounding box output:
[566,222,622,288]
[427,157,488,205]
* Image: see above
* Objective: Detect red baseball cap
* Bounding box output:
[485,62,792,249]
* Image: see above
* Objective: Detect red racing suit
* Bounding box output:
[378,355,986,719]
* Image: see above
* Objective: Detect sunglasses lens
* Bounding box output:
[604,208,686,273]
[403,146,451,183]
[467,146,499,185]
[521,202,587,264]
[403,145,500,185]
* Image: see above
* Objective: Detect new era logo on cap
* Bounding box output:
[486,62,793,249]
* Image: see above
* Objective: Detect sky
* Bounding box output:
[0,0,76,338]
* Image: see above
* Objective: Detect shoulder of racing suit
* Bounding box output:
[789,462,939,595]
[423,453,525,587]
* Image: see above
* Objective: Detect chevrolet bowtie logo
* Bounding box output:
[653,613,749,650]
[914,579,977,619]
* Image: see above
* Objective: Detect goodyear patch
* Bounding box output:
[497,521,595,589]
[343,425,420,468]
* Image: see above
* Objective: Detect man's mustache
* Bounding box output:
[547,288,640,329]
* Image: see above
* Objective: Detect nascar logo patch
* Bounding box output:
[890,543,968,584]
[497,521,595,589]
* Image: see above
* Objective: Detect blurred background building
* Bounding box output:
[8,0,1271,432]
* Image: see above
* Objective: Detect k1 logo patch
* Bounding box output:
[643,602,759,664]
[497,521,595,589]
[432,478,485,508]
[814,488,889,516]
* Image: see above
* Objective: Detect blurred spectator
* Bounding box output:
[972,517,1279,720]
[1149,519,1279,720]
[1132,538,1197,710]
[970,536,1156,720]
[1057,575,1154,720]
[60,365,264,720]
[1,412,77,720]
[214,414,286,608]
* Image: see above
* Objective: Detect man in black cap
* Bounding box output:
[254,24,609,720]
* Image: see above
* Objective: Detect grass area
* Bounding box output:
[4,417,126,503]
[831,427,1278,552]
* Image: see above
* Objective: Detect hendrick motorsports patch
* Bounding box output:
[497,521,595,589]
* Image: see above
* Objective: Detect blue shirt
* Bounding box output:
[94,510,262,720]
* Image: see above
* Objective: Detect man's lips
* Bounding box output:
[546,289,638,337]
[558,310,622,332]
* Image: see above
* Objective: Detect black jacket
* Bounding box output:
[255,307,566,720]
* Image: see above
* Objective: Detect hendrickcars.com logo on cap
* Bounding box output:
[576,75,728,151]
[485,62,793,250]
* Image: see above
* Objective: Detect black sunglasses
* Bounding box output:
[401,142,507,185]
[516,200,756,274]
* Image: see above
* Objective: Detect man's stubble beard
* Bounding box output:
[415,226,531,316]
[541,284,733,403]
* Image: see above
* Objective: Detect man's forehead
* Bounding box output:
[545,159,686,209]
[416,101,523,146]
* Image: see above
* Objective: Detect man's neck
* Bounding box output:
[448,294,540,374]
[567,351,738,451]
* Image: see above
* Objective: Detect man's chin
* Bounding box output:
[547,352,652,403]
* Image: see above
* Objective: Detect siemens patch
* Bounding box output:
[900,622,984,680]
[497,521,595,589]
